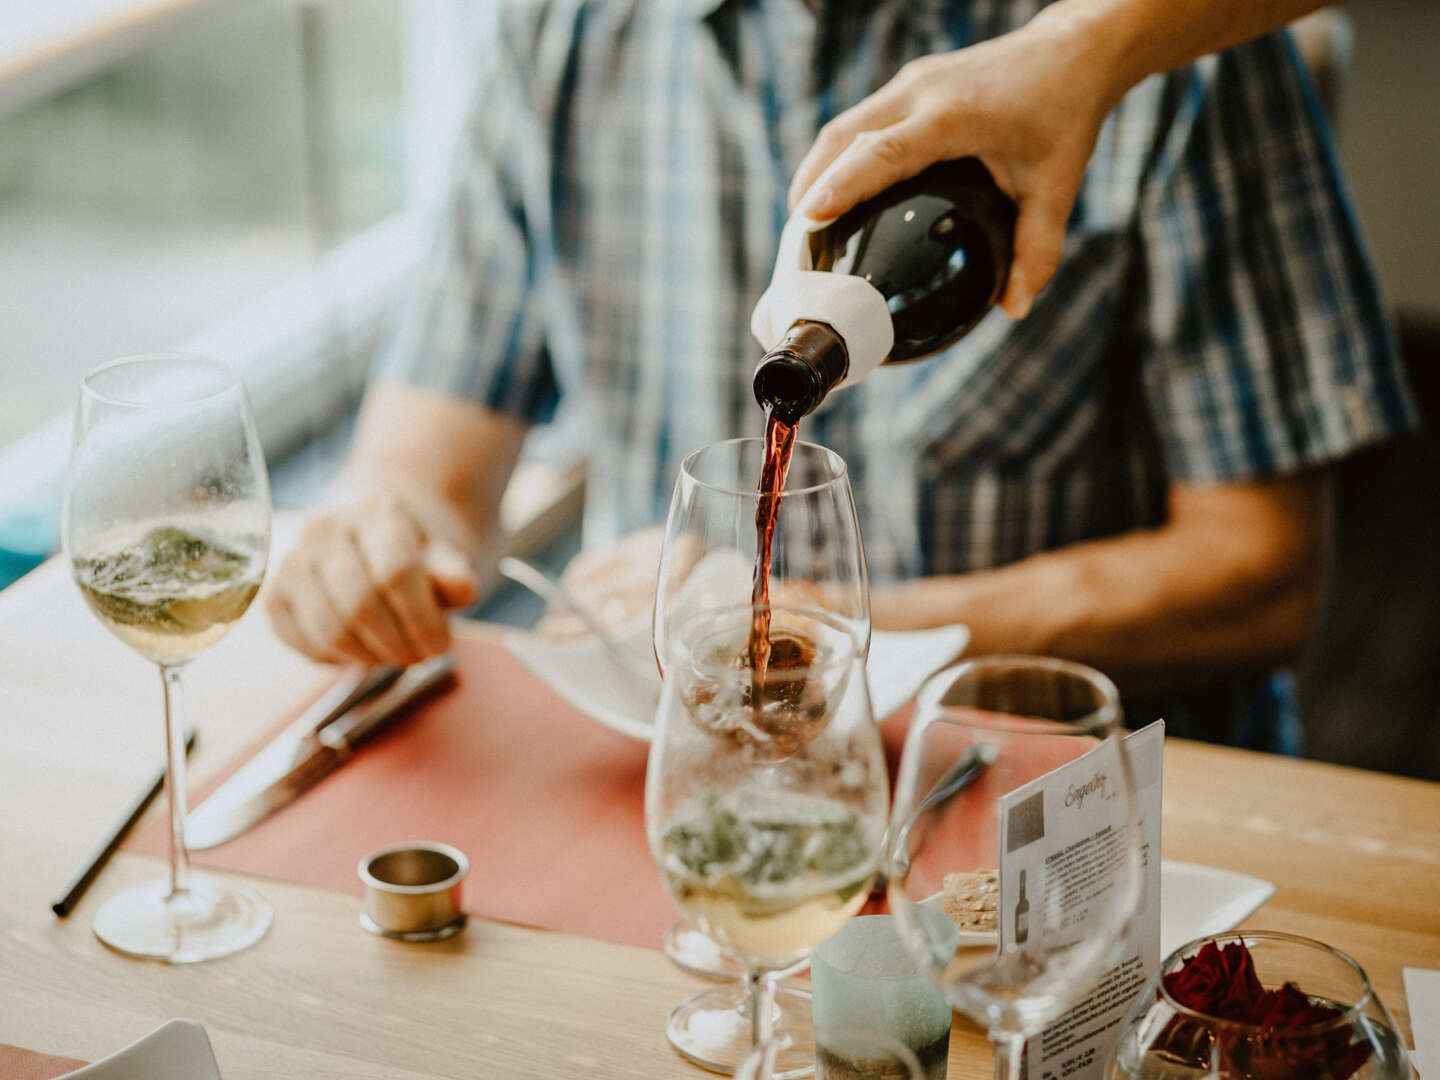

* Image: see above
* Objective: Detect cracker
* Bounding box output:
[941,869,999,932]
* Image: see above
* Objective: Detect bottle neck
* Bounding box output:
[751,320,849,425]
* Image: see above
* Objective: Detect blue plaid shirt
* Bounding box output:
[383,0,1416,748]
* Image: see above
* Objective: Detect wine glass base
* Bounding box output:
[93,877,272,963]
[664,922,749,980]
[667,983,815,1078]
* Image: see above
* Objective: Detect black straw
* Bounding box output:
[51,727,197,918]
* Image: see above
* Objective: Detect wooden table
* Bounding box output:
[1,551,1437,1079]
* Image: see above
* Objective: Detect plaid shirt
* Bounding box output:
[383,0,1416,747]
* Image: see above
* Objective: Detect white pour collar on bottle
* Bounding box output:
[749,213,895,390]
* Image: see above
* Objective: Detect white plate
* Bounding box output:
[58,1019,221,1080]
[917,861,1275,954]
[503,622,970,743]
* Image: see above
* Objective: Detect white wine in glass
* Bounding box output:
[63,354,273,963]
[648,603,887,1079]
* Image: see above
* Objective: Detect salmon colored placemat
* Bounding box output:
[129,627,675,949]
[0,1044,86,1080]
[127,626,1084,950]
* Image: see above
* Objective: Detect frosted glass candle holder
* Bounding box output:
[811,914,956,1079]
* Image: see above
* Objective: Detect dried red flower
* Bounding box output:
[1156,940,1374,1080]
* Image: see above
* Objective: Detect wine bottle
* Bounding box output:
[1013,867,1030,945]
[751,157,1016,424]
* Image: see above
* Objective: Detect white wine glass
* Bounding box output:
[886,657,1144,1080]
[63,354,272,962]
[647,604,886,1079]
[651,438,871,1075]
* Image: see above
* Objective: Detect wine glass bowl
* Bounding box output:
[654,437,869,671]
[63,354,272,963]
[651,606,886,965]
[648,603,885,1076]
[886,657,1143,1077]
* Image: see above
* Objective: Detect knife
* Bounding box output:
[185,655,457,850]
[873,741,996,897]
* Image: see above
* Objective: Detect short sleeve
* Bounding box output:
[377,7,560,425]
[1134,33,1417,484]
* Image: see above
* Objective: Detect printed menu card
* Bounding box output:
[999,722,1165,1080]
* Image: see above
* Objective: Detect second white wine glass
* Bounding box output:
[647,604,888,1079]
[63,354,272,963]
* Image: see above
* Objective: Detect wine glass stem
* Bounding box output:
[992,1031,1026,1080]
[160,664,191,899]
[747,968,777,1048]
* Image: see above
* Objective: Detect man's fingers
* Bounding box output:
[788,92,910,212]
[289,561,382,666]
[354,512,451,657]
[795,119,936,222]
[999,186,1071,320]
[316,535,420,666]
[266,552,371,665]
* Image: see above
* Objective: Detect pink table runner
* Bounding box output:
[0,1044,86,1079]
[130,627,679,948]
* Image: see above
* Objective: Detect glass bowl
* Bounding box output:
[1107,931,1413,1079]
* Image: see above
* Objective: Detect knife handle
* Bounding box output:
[320,654,457,751]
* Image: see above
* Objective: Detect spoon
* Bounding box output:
[496,556,657,682]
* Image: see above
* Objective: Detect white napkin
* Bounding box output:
[1159,861,1275,958]
[1405,968,1439,1077]
[59,1019,221,1080]
[503,618,969,742]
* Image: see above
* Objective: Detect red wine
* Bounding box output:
[747,410,797,703]
[753,157,1016,424]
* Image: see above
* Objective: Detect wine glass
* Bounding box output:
[647,606,887,1079]
[63,354,272,963]
[650,437,871,1075]
[886,657,1145,1080]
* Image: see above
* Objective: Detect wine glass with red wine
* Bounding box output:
[650,437,870,1077]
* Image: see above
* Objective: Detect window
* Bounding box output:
[0,1,481,586]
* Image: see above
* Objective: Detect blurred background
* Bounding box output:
[1,1,1435,778]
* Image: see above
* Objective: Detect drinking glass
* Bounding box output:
[647,604,887,1078]
[63,354,272,962]
[650,437,872,1075]
[886,657,1145,1080]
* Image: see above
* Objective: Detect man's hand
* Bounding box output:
[535,528,667,639]
[266,494,478,667]
[786,6,1125,320]
[264,380,530,666]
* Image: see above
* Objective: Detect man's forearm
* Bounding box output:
[871,474,1325,696]
[1035,0,1329,112]
[330,380,530,559]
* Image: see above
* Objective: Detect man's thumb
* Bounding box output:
[425,542,479,609]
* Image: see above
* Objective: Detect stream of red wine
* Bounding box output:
[747,411,797,705]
